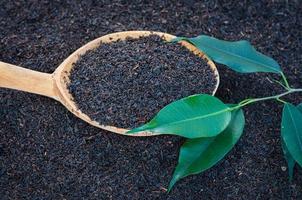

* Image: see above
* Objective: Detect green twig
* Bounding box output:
[238,98,253,106]
[231,88,302,111]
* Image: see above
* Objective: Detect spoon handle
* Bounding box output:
[0,61,59,100]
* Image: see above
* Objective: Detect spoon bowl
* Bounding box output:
[0,31,219,136]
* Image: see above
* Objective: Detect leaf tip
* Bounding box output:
[289,174,293,182]
[167,172,183,193]
[167,179,176,193]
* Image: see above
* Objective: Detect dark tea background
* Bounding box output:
[0,1,301,199]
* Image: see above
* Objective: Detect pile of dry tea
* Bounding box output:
[68,35,217,128]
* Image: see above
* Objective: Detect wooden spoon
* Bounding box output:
[0,31,219,136]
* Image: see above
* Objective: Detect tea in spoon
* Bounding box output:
[0,31,219,136]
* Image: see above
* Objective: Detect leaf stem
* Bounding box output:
[281,72,291,89]
[268,77,289,90]
[231,88,302,110]
[276,97,287,104]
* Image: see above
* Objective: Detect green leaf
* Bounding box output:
[281,102,302,180]
[127,94,232,139]
[168,108,245,192]
[281,103,302,167]
[297,103,302,112]
[173,35,281,73]
[281,138,295,181]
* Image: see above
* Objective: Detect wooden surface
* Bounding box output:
[0,31,220,137]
